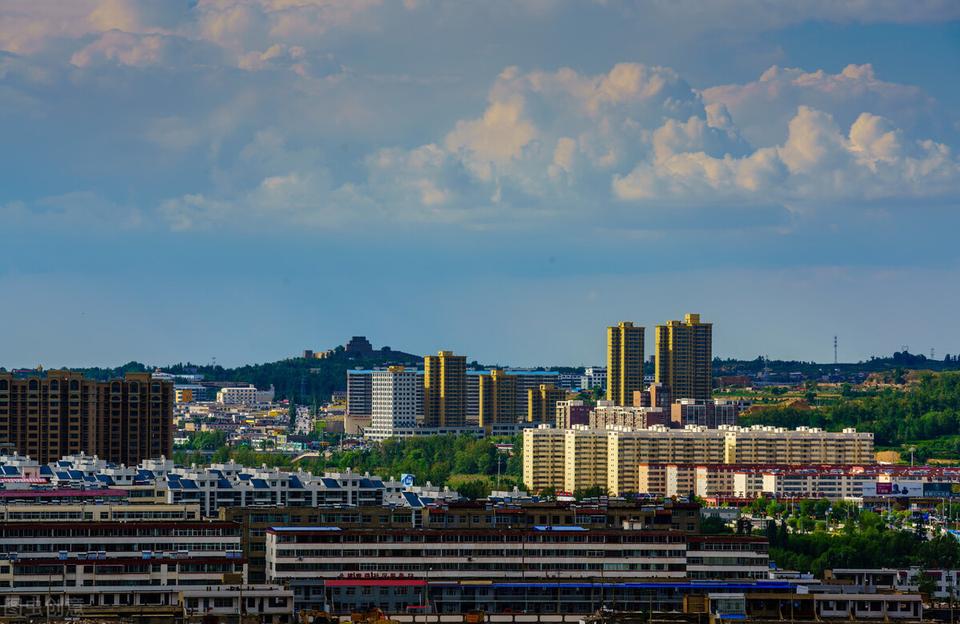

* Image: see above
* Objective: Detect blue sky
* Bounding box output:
[1,1,959,368]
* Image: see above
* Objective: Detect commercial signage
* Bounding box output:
[922,482,960,498]
[862,480,924,497]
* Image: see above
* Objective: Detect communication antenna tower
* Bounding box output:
[931,348,936,360]
[833,336,838,365]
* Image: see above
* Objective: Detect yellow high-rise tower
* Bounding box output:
[528,384,566,425]
[655,313,713,401]
[478,369,518,434]
[423,351,467,427]
[606,322,644,406]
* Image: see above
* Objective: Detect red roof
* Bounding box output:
[325,579,427,587]
[0,488,126,498]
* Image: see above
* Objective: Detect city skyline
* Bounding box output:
[1,2,959,367]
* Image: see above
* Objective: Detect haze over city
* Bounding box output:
[2,1,959,367]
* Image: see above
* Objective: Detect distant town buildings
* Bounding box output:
[215,383,275,405]
[580,366,607,391]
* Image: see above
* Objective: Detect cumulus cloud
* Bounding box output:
[702,64,941,146]
[1,2,958,233]
[140,61,960,231]
[613,105,959,202]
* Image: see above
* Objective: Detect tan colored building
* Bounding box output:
[423,350,467,427]
[564,427,608,494]
[555,399,590,428]
[478,369,518,433]
[522,426,565,493]
[524,423,874,496]
[655,313,713,400]
[725,426,875,465]
[590,401,669,430]
[0,371,173,466]
[607,321,644,406]
[528,384,566,425]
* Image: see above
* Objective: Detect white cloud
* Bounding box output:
[444,97,538,179]
[147,61,959,231]
[702,64,940,146]
[70,31,173,67]
[612,105,960,202]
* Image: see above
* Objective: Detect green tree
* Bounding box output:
[456,479,492,500]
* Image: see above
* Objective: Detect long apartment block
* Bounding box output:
[524,424,874,495]
[0,519,292,622]
[265,526,769,612]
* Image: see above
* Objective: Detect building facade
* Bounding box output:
[366,366,419,440]
[423,351,467,427]
[607,322,644,406]
[0,371,172,466]
[528,384,566,426]
[655,313,713,401]
[524,424,875,496]
[478,369,518,434]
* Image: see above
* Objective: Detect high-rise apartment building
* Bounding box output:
[367,366,419,440]
[607,322,644,406]
[346,369,373,416]
[522,427,565,493]
[527,384,566,425]
[655,313,713,401]
[96,372,174,467]
[0,371,172,465]
[423,351,467,427]
[0,371,97,464]
[478,369,518,434]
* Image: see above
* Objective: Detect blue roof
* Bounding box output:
[167,481,181,490]
[533,525,587,532]
[217,479,233,489]
[288,475,304,489]
[56,471,71,480]
[401,492,423,508]
[1,466,20,476]
[237,473,252,480]
[97,475,114,485]
[251,478,269,489]
[68,470,85,479]
[39,466,53,476]
[137,469,155,480]
[180,479,199,490]
[167,473,180,481]
[321,478,340,488]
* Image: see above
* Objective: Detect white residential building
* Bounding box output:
[581,366,607,391]
[366,366,420,440]
[216,384,275,405]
